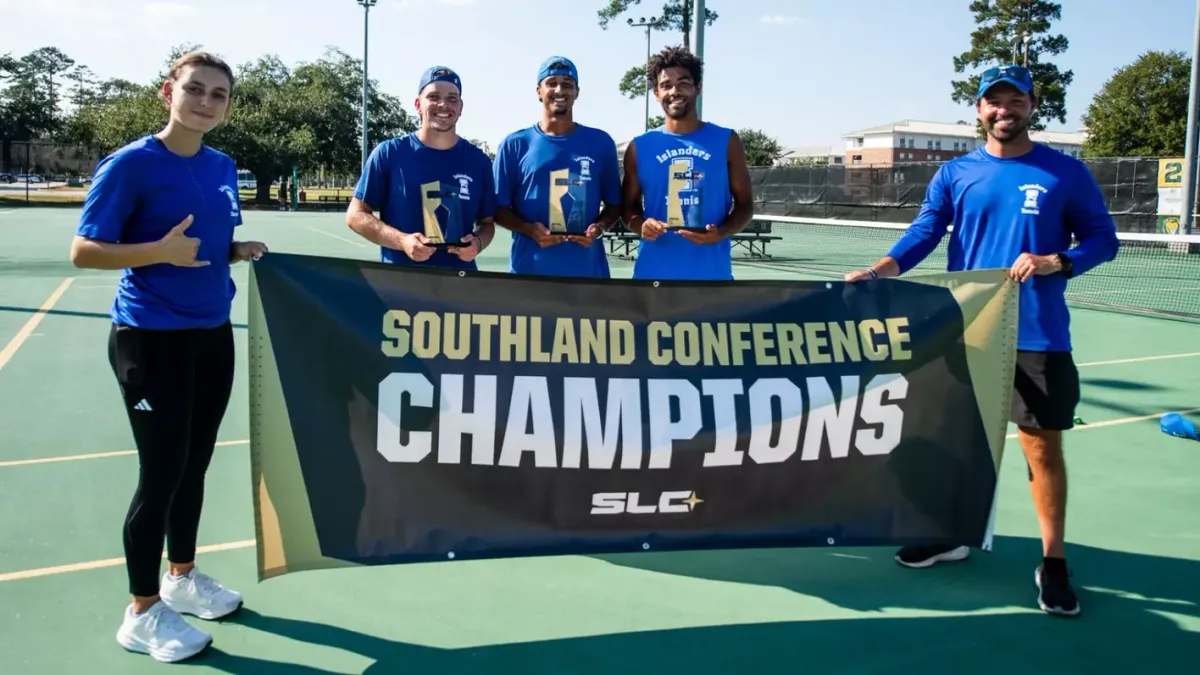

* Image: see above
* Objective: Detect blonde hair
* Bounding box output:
[159,51,235,103]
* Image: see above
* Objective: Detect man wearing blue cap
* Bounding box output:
[347,66,496,271]
[845,65,1120,618]
[492,56,622,278]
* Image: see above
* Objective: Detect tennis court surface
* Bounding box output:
[1,206,1198,674]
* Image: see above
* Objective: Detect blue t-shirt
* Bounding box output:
[76,135,243,330]
[354,134,497,271]
[631,122,735,281]
[886,143,1120,352]
[493,123,621,278]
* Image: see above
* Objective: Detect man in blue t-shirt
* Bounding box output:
[493,56,622,278]
[620,46,754,281]
[347,66,496,271]
[845,65,1120,618]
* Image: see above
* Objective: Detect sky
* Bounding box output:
[4,0,1199,153]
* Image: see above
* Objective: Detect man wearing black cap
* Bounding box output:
[492,56,622,278]
[844,65,1120,618]
[347,65,496,271]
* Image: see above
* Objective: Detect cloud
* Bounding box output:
[760,15,800,24]
[384,0,475,10]
[143,1,199,18]
[34,0,114,20]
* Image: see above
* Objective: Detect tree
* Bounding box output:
[67,46,416,202]
[469,139,495,160]
[596,1,718,101]
[23,46,75,114]
[1081,50,1190,158]
[0,49,60,143]
[738,128,782,166]
[647,115,664,129]
[950,0,1074,132]
[66,65,97,108]
[1,44,418,191]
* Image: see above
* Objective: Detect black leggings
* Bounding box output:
[108,321,235,598]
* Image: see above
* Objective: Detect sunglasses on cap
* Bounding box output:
[976,65,1034,98]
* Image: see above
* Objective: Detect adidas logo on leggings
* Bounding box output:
[134,399,153,412]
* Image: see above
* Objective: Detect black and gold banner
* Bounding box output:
[247,253,1018,581]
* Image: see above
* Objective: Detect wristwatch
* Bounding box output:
[1054,252,1074,278]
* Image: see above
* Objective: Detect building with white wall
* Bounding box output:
[841,119,1087,165]
[776,146,844,166]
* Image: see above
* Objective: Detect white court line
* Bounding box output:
[1077,352,1200,367]
[0,440,248,469]
[1072,286,1200,297]
[306,225,366,247]
[0,405,1195,585]
[0,539,256,583]
[0,277,74,372]
[1004,406,1200,439]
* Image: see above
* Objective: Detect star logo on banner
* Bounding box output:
[682,492,704,511]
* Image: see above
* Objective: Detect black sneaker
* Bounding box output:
[1036,559,1081,617]
[894,544,970,568]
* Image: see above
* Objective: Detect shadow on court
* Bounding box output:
[1080,394,1194,422]
[187,536,1198,674]
[1083,377,1167,392]
[0,258,82,277]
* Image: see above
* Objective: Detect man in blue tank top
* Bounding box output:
[493,56,622,278]
[347,66,496,271]
[620,46,754,281]
[845,65,1120,618]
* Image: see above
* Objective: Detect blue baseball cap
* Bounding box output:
[976,65,1034,99]
[419,66,462,94]
[537,56,578,85]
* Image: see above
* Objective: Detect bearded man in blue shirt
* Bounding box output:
[845,65,1120,618]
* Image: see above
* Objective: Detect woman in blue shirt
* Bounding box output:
[70,51,267,663]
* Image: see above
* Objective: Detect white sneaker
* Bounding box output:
[116,601,213,662]
[160,567,244,620]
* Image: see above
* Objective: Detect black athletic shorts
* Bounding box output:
[1010,350,1080,431]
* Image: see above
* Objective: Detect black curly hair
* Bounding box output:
[646,46,703,92]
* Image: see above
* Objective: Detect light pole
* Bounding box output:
[358,0,378,171]
[628,16,662,131]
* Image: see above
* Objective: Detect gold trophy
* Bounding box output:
[666,158,705,231]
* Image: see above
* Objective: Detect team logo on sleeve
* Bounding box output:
[218,185,240,218]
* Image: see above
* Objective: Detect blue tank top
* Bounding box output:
[632,122,734,280]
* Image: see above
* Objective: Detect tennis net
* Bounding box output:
[732,215,1200,322]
